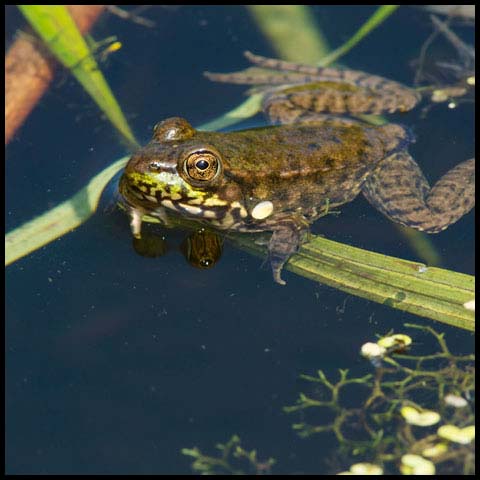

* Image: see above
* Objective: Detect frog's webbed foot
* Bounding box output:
[362,152,475,233]
[268,221,308,285]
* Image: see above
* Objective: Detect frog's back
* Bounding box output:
[196,119,409,211]
[201,120,404,173]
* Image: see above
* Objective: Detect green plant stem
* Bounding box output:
[317,5,400,67]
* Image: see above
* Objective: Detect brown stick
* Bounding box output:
[5,5,106,145]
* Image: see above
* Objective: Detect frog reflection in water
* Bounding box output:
[119,52,475,285]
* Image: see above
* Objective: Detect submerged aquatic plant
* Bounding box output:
[284,324,475,475]
[182,324,474,475]
[182,434,275,475]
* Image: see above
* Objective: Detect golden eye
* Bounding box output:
[184,150,221,182]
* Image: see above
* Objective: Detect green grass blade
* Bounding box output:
[317,5,400,67]
[5,157,128,266]
[394,225,442,266]
[231,234,474,331]
[246,5,330,63]
[117,209,474,330]
[18,5,138,147]
[198,94,263,132]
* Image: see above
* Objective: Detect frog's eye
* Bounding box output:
[153,117,195,142]
[184,150,221,182]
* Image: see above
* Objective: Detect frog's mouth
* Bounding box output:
[119,171,246,228]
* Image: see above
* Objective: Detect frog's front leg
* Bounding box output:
[362,151,475,233]
[267,217,309,285]
[126,204,171,239]
[127,206,144,238]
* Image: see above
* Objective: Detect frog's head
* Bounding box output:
[120,117,246,228]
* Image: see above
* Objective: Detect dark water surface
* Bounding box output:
[6,6,474,474]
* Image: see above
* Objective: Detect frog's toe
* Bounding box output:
[273,268,287,286]
[128,207,144,239]
[269,251,289,285]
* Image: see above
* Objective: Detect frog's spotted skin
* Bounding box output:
[205,51,421,121]
[120,53,474,285]
[363,153,475,233]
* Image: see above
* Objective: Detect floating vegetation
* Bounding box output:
[444,394,468,409]
[284,324,475,475]
[377,333,412,349]
[182,325,474,474]
[337,462,383,475]
[413,14,475,114]
[399,453,436,475]
[437,425,475,445]
[181,434,275,475]
[400,406,441,427]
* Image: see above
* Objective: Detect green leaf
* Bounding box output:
[5,157,128,266]
[198,94,263,132]
[246,5,331,63]
[316,5,400,67]
[230,234,474,331]
[18,5,138,147]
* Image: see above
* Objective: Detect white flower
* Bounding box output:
[422,443,448,458]
[337,463,383,475]
[360,342,386,359]
[377,334,412,349]
[444,394,468,408]
[400,454,435,475]
[437,425,475,444]
[400,405,440,426]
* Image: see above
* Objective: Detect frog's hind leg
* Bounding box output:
[205,50,341,86]
[206,51,421,118]
[244,51,421,116]
[362,152,475,233]
[268,228,300,286]
[204,70,313,86]
[262,83,420,124]
[267,218,308,285]
[244,50,330,75]
[244,51,416,92]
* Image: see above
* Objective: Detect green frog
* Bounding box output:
[119,52,475,284]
